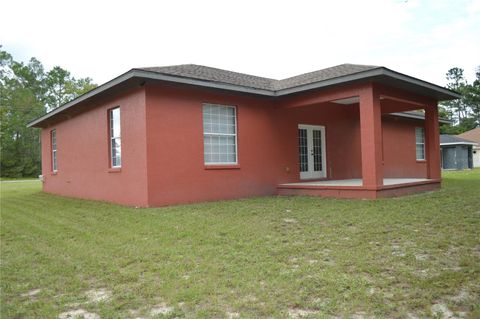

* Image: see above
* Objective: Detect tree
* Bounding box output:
[45,66,97,111]
[463,66,480,127]
[440,66,480,134]
[443,68,468,123]
[0,51,46,177]
[0,47,97,177]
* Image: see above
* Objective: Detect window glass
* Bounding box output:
[415,127,425,160]
[51,129,57,171]
[203,104,237,164]
[110,108,121,167]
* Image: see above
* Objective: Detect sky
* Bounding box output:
[1,0,479,87]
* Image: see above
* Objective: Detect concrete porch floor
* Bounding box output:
[279,178,431,187]
[277,177,441,199]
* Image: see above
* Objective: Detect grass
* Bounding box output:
[1,170,479,319]
[0,177,39,181]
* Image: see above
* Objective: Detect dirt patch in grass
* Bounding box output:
[226,311,240,318]
[58,309,100,319]
[21,288,41,298]
[350,312,372,319]
[391,244,406,257]
[414,253,429,261]
[85,288,111,303]
[431,303,454,318]
[150,303,173,316]
[450,288,470,303]
[288,308,318,318]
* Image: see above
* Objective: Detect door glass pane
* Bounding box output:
[313,130,322,171]
[298,129,308,172]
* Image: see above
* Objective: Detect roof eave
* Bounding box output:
[440,142,478,146]
[274,67,460,100]
[389,112,453,124]
[380,67,461,100]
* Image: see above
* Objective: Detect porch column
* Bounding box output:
[424,103,441,179]
[359,85,383,188]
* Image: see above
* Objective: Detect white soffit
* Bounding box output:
[331,96,359,105]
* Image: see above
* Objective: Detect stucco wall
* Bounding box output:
[144,84,427,206]
[40,83,431,207]
[145,83,281,206]
[382,116,428,178]
[41,87,149,206]
[273,103,362,181]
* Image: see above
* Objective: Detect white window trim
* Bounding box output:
[415,127,425,160]
[109,107,121,168]
[51,129,57,172]
[203,103,238,165]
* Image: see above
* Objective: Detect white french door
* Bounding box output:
[298,124,326,180]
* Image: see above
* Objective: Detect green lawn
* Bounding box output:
[1,171,479,319]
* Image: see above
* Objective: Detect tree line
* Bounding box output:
[0,47,478,177]
[440,67,480,134]
[0,47,96,177]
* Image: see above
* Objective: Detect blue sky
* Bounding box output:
[1,0,479,86]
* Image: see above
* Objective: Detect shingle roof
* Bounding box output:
[138,63,379,92]
[440,134,477,145]
[275,64,378,90]
[458,127,480,144]
[28,63,461,128]
[140,64,276,90]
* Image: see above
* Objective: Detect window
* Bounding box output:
[109,107,121,167]
[203,103,237,164]
[415,127,425,160]
[51,129,57,172]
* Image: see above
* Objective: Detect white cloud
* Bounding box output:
[1,0,478,86]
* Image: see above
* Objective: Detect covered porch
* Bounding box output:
[274,80,446,199]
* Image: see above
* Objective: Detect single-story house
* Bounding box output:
[28,64,459,207]
[458,127,480,168]
[440,134,477,170]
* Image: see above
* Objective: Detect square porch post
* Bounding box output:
[424,104,441,179]
[359,85,383,188]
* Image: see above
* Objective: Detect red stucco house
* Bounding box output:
[28,64,459,207]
